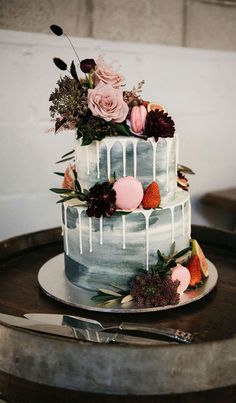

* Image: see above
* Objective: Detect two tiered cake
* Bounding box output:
[49,24,208,308]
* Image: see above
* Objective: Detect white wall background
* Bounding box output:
[0,29,236,241]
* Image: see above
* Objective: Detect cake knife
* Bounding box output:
[24,313,193,343]
[0,313,171,345]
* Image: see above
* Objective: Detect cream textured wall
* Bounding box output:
[0,0,236,51]
[0,29,236,240]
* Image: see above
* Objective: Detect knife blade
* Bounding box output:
[0,313,170,345]
[24,313,193,343]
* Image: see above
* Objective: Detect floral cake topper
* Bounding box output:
[49,24,175,145]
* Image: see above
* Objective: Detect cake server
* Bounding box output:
[0,313,170,345]
[24,313,193,343]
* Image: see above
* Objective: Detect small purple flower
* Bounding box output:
[80,59,96,73]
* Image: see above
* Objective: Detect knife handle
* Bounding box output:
[117,323,193,343]
[111,333,174,346]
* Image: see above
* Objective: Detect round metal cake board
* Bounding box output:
[38,254,218,313]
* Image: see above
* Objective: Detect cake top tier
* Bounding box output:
[49,25,175,145]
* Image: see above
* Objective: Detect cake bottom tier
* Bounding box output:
[62,191,191,291]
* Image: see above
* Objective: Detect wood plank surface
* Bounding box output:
[0,226,236,402]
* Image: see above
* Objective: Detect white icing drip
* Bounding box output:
[74,135,79,181]
[64,204,69,255]
[99,216,103,245]
[149,138,158,181]
[165,138,172,192]
[122,215,126,249]
[175,133,179,174]
[170,206,175,243]
[77,210,83,254]
[103,138,116,180]
[60,204,64,237]
[140,209,152,271]
[103,136,142,180]
[132,140,137,177]
[188,199,191,237]
[107,149,111,179]
[122,142,126,176]
[86,146,90,175]
[182,202,185,235]
[89,217,93,252]
[96,141,100,179]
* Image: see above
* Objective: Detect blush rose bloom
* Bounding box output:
[88,82,129,123]
[93,55,124,89]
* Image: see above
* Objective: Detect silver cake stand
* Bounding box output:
[38,254,218,313]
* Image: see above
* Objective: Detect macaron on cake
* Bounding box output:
[113,176,144,211]
[171,264,191,294]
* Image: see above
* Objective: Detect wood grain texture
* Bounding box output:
[0,226,236,402]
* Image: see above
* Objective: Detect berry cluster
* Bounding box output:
[130,274,180,307]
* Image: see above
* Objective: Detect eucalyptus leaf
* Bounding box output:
[103,299,119,306]
[75,180,81,193]
[70,61,79,81]
[172,246,192,260]
[56,196,75,204]
[76,129,83,139]
[54,172,65,177]
[50,188,73,194]
[74,192,87,201]
[91,294,117,303]
[113,123,130,136]
[115,210,132,216]
[99,288,122,297]
[56,156,74,164]
[157,249,165,262]
[61,150,75,159]
[165,259,177,270]
[110,284,130,293]
[121,294,133,304]
[81,135,93,146]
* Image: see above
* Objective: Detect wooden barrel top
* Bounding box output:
[0,225,236,402]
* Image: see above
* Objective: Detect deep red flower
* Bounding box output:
[80,59,96,73]
[144,109,175,142]
[86,182,116,218]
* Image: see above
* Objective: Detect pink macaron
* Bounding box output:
[171,264,191,294]
[113,176,144,210]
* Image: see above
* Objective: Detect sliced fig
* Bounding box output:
[191,239,209,278]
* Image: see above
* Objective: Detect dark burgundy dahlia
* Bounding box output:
[130,274,180,307]
[144,109,175,142]
[86,182,116,218]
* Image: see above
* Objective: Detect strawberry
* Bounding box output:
[142,181,161,209]
[187,255,202,286]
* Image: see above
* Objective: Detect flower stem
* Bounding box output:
[65,34,81,63]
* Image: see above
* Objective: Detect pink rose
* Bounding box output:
[88,82,129,123]
[93,55,125,88]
